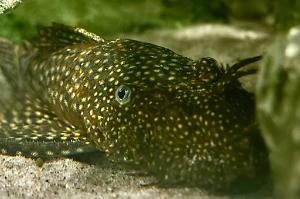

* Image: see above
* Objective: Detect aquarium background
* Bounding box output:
[0,0,287,41]
[1,1,300,199]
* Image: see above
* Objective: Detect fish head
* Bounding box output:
[84,39,264,189]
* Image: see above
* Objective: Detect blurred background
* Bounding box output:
[0,0,298,41]
[1,1,300,199]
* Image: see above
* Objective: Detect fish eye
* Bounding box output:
[115,85,132,105]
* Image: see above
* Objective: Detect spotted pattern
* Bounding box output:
[0,24,268,191]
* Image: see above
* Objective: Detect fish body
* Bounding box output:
[0,24,268,192]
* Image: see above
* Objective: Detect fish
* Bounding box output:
[0,23,269,192]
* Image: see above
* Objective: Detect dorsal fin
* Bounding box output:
[34,23,105,52]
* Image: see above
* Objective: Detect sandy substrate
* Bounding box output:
[0,24,272,199]
[0,154,271,199]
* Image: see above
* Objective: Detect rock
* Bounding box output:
[257,26,300,199]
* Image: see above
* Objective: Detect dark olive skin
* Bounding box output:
[0,24,268,192]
